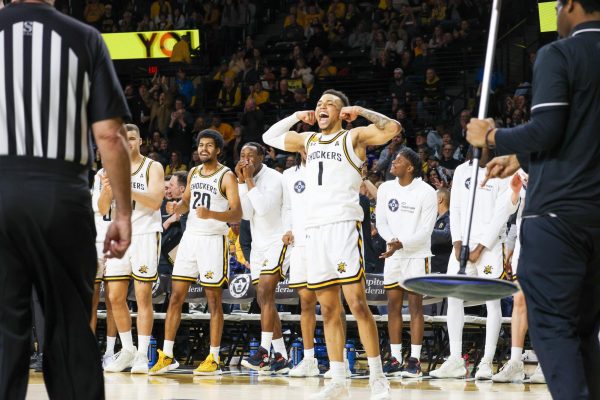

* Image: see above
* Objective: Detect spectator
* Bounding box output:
[395,108,414,139]
[172,8,186,29]
[156,12,173,30]
[399,4,417,36]
[221,0,243,47]
[202,2,221,29]
[292,87,310,111]
[236,56,260,95]
[431,0,447,25]
[118,10,134,32]
[343,3,360,29]
[370,30,387,64]
[389,68,409,108]
[429,25,445,51]
[419,68,444,122]
[273,79,294,110]
[304,3,324,27]
[167,97,194,162]
[452,108,471,149]
[327,0,346,19]
[376,133,406,181]
[438,143,461,172]
[150,91,172,135]
[247,81,270,108]
[191,116,208,145]
[430,187,451,274]
[217,76,242,112]
[240,97,265,144]
[157,137,170,165]
[170,34,192,64]
[307,23,328,52]
[373,50,394,80]
[282,14,305,42]
[137,14,154,31]
[159,171,188,274]
[384,31,405,57]
[189,150,201,170]
[174,67,195,107]
[100,4,116,33]
[348,21,372,50]
[150,0,172,21]
[314,54,337,78]
[291,58,313,84]
[83,0,104,27]
[210,115,235,145]
[166,151,188,175]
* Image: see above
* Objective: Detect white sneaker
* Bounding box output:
[429,356,467,379]
[474,360,493,380]
[130,352,149,374]
[310,381,349,400]
[529,364,546,384]
[104,348,137,372]
[102,353,117,369]
[290,357,320,377]
[323,360,352,379]
[370,376,391,400]
[492,360,524,383]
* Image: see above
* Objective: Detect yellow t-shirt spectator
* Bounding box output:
[316,65,338,78]
[211,122,235,143]
[328,2,346,19]
[227,228,247,265]
[170,39,191,64]
[165,163,187,176]
[248,90,270,107]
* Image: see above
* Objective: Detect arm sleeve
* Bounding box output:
[246,176,283,216]
[431,216,451,246]
[495,44,569,155]
[398,189,438,251]
[479,179,518,249]
[238,183,254,220]
[375,185,394,242]
[88,34,131,123]
[262,113,300,150]
[449,168,463,243]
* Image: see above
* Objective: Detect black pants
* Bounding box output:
[0,160,104,400]
[519,217,600,400]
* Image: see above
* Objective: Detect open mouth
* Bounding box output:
[318,111,329,125]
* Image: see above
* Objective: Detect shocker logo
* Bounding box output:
[138,266,148,274]
[337,262,347,274]
[483,265,492,275]
[204,271,214,280]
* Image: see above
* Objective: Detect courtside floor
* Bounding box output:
[27,369,551,399]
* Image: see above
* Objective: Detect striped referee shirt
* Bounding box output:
[0,2,130,168]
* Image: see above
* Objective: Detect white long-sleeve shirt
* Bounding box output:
[238,164,285,252]
[449,162,518,249]
[282,165,307,246]
[91,168,110,244]
[376,177,438,258]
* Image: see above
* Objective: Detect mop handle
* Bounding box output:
[459,0,502,274]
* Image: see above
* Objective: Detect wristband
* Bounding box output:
[485,127,496,149]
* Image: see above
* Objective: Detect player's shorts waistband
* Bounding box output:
[0,156,88,184]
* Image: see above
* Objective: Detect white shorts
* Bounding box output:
[104,232,161,282]
[95,242,105,284]
[250,242,290,285]
[172,232,229,288]
[383,256,431,290]
[447,242,507,280]
[305,221,365,290]
[289,245,308,289]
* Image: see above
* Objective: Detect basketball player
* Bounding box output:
[90,167,118,367]
[149,130,241,375]
[429,148,519,380]
[263,90,401,399]
[492,171,545,383]
[376,148,437,378]
[103,124,164,373]
[238,142,292,374]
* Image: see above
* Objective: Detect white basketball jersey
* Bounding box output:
[283,164,307,246]
[91,168,111,243]
[304,130,364,228]
[131,157,163,235]
[186,164,230,235]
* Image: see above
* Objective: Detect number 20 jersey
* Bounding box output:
[303,130,364,228]
[186,164,230,235]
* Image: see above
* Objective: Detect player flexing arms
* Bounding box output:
[263,90,401,400]
[103,124,164,373]
[376,148,437,378]
[150,130,242,375]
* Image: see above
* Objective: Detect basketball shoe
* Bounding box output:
[529,364,546,384]
[474,360,493,380]
[194,353,222,375]
[401,357,423,378]
[241,346,270,372]
[310,381,349,400]
[131,352,150,374]
[149,350,180,375]
[290,357,320,377]
[323,360,352,378]
[382,357,403,376]
[492,360,524,383]
[429,356,467,379]
[370,376,391,400]
[104,347,137,372]
[266,353,292,375]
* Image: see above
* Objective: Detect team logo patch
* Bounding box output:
[465,178,471,189]
[438,222,444,228]
[262,259,269,267]
[205,271,215,280]
[335,141,340,146]
[388,199,399,212]
[337,262,347,274]
[139,265,148,274]
[294,180,306,193]
[483,265,492,275]
[230,275,250,298]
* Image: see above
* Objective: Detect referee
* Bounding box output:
[466,1,600,399]
[0,1,132,400]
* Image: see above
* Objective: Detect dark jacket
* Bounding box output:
[430,211,451,274]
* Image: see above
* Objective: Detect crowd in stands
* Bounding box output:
[79,0,533,277]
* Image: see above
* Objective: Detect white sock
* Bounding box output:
[368,356,385,378]
[482,300,502,362]
[410,344,422,361]
[210,346,220,360]
[390,343,402,361]
[138,335,151,356]
[119,331,135,352]
[106,336,116,356]
[343,347,348,361]
[272,337,288,359]
[304,347,315,360]
[260,332,273,354]
[511,347,523,362]
[330,361,346,382]
[163,340,175,358]
[447,297,465,358]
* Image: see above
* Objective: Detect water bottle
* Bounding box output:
[148,336,158,368]
[345,340,356,373]
[290,338,304,366]
[249,338,259,357]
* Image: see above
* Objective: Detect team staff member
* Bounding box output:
[0,1,132,399]
[467,1,600,398]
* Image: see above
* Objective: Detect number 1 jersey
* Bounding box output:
[303,129,364,228]
[186,164,230,235]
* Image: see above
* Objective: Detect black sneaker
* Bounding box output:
[241,346,270,371]
[268,353,292,375]
[401,357,423,378]
[383,357,403,376]
[30,352,43,372]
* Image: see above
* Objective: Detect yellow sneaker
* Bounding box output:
[193,353,222,376]
[149,349,180,375]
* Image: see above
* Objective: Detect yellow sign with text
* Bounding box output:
[101,30,200,60]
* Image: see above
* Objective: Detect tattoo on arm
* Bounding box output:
[358,108,394,130]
